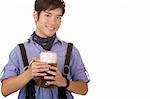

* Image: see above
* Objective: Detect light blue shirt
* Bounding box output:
[1,35,89,99]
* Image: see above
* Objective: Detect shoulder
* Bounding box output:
[9,39,31,58]
[61,41,80,57]
[9,45,21,56]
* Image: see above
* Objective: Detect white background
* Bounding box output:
[0,0,150,99]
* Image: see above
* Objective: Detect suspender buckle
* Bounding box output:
[62,65,69,76]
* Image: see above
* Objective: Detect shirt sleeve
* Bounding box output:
[70,46,90,83]
[0,46,20,81]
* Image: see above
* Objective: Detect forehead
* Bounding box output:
[45,8,63,15]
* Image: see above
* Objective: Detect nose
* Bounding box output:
[48,16,57,25]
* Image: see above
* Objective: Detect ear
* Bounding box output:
[33,11,38,22]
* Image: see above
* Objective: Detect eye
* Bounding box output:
[45,14,51,17]
[56,16,62,20]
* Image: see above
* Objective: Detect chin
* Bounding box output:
[46,33,55,37]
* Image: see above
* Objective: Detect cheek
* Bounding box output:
[38,16,47,23]
[40,19,47,24]
[38,19,47,27]
[56,21,61,27]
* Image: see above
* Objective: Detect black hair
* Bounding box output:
[34,0,65,17]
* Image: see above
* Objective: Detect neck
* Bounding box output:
[35,30,54,38]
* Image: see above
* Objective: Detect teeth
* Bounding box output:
[50,28,53,29]
[47,26,55,30]
[49,28,53,30]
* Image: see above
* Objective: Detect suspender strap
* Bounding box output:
[18,44,36,99]
[18,44,28,67]
[58,43,73,99]
[63,43,73,78]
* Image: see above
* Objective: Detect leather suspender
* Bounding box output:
[18,44,36,99]
[58,43,73,99]
[19,44,29,67]
[19,43,73,99]
[63,43,73,78]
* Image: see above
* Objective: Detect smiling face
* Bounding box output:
[33,8,63,38]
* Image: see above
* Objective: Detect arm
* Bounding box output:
[1,69,32,97]
[44,66,88,95]
[67,80,88,95]
[1,58,50,97]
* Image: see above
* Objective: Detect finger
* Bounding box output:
[44,76,55,81]
[45,81,55,86]
[32,62,48,67]
[32,68,49,73]
[32,57,40,62]
[33,72,47,77]
[31,63,50,69]
[49,65,57,70]
[46,70,57,76]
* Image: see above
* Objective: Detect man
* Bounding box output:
[1,0,89,99]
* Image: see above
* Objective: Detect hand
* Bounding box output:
[44,66,67,87]
[29,57,50,78]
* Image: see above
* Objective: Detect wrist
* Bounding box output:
[64,78,70,89]
[24,67,33,79]
[23,67,33,81]
[23,66,29,71]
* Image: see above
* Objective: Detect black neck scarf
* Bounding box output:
[32,32,56,51]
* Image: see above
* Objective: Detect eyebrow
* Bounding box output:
[44,11,63,17]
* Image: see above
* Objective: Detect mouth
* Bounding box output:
[46,26,55,31]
